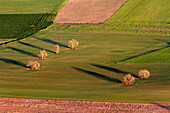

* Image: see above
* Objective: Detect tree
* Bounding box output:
[122,74,135,85]
[68,39,79,49]
[138,69,151,79]
[38,50,48,59]
[27,61,40,70]
[53,44,60,54]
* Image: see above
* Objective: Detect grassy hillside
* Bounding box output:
[124,46,170,64]
[0,31,169,104]
[0,0,68,14]
[105,0,170,24]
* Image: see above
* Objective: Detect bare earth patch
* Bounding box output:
[54,0,128,23]
[0,97,169,112]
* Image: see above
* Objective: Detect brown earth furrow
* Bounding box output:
[54,0,128,23]
[0,97,169,112]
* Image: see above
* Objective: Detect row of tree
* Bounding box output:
[27,39,79,70]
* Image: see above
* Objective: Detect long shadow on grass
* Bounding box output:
[73,67,122,83]
[8,47,37,57]
[33,36,68,48]
[0,39,20,46]
[117,46,170,63]
[91,64,138,78]
[117,39,170,63]
[155,39,170,45]
[18,41,54,53]
[0,57,27,68]
[151,102,170,111]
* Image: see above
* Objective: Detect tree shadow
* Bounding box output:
[0,57,27,68]
[114,39,170,63]
[0,39,20,46]
[18,41,54,53]
[151,102,170,111]
[33,36,68,48]
[91,64,138,78]
[72,67,122,83]
[117,46,170,63]
[157,104,170,111]
[155,39,170,45]
[8,47,38,57]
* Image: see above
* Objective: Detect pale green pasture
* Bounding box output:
[0,0,64,14]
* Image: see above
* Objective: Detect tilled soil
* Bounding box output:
[0,97,169,113]
[54,0,128,23]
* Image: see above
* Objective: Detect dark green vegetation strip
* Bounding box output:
[0,31,169,104]
[51,0,69,14]
[0,0,68,47]
[0,14,56,39]
[0,14,56,47]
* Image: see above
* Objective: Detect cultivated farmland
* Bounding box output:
[0,0,68,14]
[105,0,170,24]
[53,0,170,34]
[54,0,128,23]
[0,0,68,42]
[0,0,170,111]
[0,31,169,104]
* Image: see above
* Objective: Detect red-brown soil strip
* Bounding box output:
[0,97,169,112]
[54,0,128,23]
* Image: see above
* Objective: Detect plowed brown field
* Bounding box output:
[0,97,169,112]
[54,0,128,23]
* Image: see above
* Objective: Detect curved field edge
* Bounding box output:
[0,0,68,47]
[0,13,56,47]
[0,31,169,104]
[123,46,170,64]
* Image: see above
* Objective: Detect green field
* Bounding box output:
[0,14,55,39]
[0,31,169,104]
[124,46,170,64]
[105,0,170,24]
[0,0,68,40]
[52,0,170,34]
[0,0,68,14]
[0,0,170,105]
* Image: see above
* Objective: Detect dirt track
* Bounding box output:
[54,0,128,23]
[0,97,169,112]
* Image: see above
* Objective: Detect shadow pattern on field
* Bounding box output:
[117,46,170,63]
[33,36,68,48]
[91,64,138,78]
[0,39,20,46]
[151,102,170,111]
[73,67,122,83]
[8,47,37,57]
[0,57,27,68]
[155,39,170,45]
[117,39,170,63]
[18,41,54,53]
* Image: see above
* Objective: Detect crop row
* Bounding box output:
[0,13,56,47]
[105,0,169,24]
[49,23,170,34]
